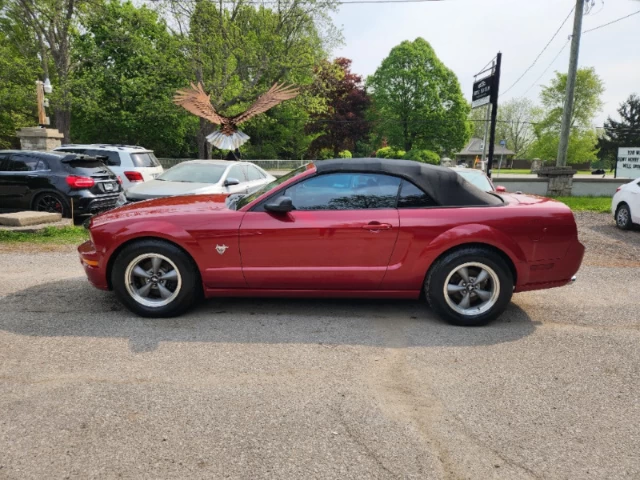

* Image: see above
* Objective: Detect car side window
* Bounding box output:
[247,165,263,181]
[228,165,247,182]
[8,155,39,172]
[283,173,401,210]
[0,154,11,171]
[397,180,438,208]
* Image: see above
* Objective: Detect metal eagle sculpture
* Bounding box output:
[173,82,300,150]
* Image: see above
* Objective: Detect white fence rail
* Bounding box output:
[158,158,309,171]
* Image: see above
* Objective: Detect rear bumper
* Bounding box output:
[515,240,585,293]
[70,192,120,216]
[78,240,109,290]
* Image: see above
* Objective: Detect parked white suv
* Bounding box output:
[54,144,164,188]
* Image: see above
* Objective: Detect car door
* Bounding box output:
[7,154,54,209]
[630,178,640,223]
[238,172,401,290]
[0,154,14,208]
[223,164,250,195]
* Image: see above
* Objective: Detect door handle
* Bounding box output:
[362,222,392,231]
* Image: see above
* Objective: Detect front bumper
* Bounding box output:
[78,240,109,290]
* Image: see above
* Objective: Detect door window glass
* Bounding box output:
[284,173,401,210]
[0,154,11,171]
[397,180,437,208]
[228,165,247,182]
[8,155,40,171]
[247,165,263,181]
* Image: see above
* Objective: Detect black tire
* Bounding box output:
[32,191,70,218]
[425,247,514,327]
[111,239,202,318]
[615,203,632,230]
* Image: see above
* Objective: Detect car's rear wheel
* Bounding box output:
[111,240,201,317]
[615,203,632,230]
[33,192,69,217]
[425,247,513,326]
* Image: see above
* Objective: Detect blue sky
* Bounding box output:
[331,0,640,125]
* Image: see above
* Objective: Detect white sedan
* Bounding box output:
[612,177,640,230]
[120,160,275,204]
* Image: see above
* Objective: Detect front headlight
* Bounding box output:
[115,192,127,207]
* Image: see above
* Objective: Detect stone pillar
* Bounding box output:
[537,166,576,197]
[530,158,543,173]
[16,127,64,151]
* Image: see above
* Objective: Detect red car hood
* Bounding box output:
[91,193,231,227]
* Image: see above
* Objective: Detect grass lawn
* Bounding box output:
[552,196,612,213]
[0,226,89,244]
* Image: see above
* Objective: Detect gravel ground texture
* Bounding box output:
[0,212,638,480]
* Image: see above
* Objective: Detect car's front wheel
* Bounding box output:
[111,240,201,317]
[425,247,514,326]
[615,203,632,230]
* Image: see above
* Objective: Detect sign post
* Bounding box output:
[616,147,640,179]
[472,53,502,178]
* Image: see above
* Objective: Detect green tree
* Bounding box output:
[597,94,640,169]
[367,38,470,154]
[184,0,338,158]
[529,68,604,164]
[0,14,42,147]
[70,1,194,157]
[1,0,90,142]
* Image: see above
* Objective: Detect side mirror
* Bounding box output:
[495,185,507,192]
[224,177,240,187]
[264,196,294,213]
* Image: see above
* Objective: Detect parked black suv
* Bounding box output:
[0,150,122,217]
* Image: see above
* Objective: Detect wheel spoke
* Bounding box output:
[151,257,162,274]
[157,283,173,299]
[136,282,153,298]
[457,267,470,282]
[159,270,178,281]
[474,269,489,285]
[447,284,466,293]
[476,289,492,301]
[458,292,471,309]
[132,266,151,278]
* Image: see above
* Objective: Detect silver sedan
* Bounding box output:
[119,160,276,204]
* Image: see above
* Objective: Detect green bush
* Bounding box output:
[338,150,352,159]
[376,146,406,159]
[317,148,334,160]
[403,149,440,165]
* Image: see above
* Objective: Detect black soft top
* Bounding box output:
[313,158,502,207]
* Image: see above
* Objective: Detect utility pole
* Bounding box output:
[556,0,585,166]
[486,52,502,178]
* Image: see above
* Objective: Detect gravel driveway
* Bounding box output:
[0,212,638,479]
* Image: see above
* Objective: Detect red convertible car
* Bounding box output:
[78,158,584,326]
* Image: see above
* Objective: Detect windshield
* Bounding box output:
[232,164,309,210]
[157,162,227,184]
[455,170,493,192]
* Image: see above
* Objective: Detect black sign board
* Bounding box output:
[472,74,495,108]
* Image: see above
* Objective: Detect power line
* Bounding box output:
[583,8,640,33]
[501,4,575,96]
[521,40,570,97]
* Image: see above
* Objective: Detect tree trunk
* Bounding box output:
[54,107,71,144]
[197,119,214,159]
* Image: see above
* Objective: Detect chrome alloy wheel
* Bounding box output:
[443,262,500,316]
[617,207,630,227]
[124,253,182,308]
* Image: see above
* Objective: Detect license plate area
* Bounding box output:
[102,182,116,192]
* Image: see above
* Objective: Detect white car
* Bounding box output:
[54,144,164,188]
[121,160,276,204]
[612,177,640,230]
